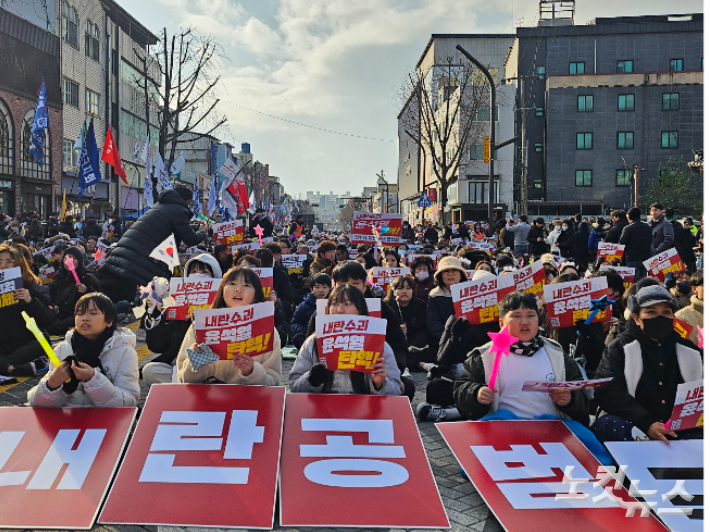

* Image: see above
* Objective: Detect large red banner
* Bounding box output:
[543,277,611,328]
[351,212,402,245]
[512,260,547,297]
[213,220,245,246]
[280,394,449,528]
[643,248,686,280]
[315,314,386,372]
[100,384,285,528]
[167,277,219,320]
[437,420,669,532]
[194,301,275,359]
[452,274,516,324]
[0,407,136,530]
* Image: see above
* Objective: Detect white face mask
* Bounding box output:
[561,226,569,231]
[415,271,429,281]
[188,272,213,279]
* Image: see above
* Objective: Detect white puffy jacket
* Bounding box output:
[27,327,140,407]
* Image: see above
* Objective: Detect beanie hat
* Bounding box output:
[174,185,193,203]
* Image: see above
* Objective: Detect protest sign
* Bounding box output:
[0,266,23,309]
[33,245,55,262]
[217,157,240,182]
[232,241,259,253]
[315,315,386,372]
[178,246,202,266]
[0,407,135,530]
[213,220,245,246]
[370,266,411,292]
[351,212,402,245]
[452,274,515,324]
[93,242,108,266]
[194,301,274,359]
[666,379,703,432]
[282,254,307,275]
[521,377,612,393]
[100,384,285,528]
[606,441,703,532]
[437,420,669,532]
[166,278,219,321]
[280,394,449,528]
[600,265,635,290]
[512,261,547,297]
[597,242,625,262]
[348,248,358,259]
[316,298,381,318]
[468,241,496,253]
[643,248,686,281]
[38,263,56,285]
[543,277,611,328]
[672,316,694,340]
[251,267,273,298]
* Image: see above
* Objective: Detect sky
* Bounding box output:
[116,0,703,199]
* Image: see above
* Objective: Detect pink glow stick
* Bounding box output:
[64,256,81,285]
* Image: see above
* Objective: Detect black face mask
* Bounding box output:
[677,281,691,295]
[641,315,675,342]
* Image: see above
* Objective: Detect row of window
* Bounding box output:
[62,78,100,116]
[61,0,100,61]
[577,93,680,112]
[535,58,688,78]
[576,131,679,150]
[0,101,51,180]
[575,169,634,187]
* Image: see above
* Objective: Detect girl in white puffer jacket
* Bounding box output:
[28,293,139,407]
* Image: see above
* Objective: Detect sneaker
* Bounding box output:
[416,402,447,422]
[10,356,49,377]
[422,363,437,372]
[401,367,411,378]
[134,328,146,341]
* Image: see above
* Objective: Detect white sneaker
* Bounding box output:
[134,328,146,341]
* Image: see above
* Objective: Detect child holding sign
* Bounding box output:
[289,285,401,395]
[176,267,282,385]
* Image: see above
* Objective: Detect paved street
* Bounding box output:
[0,321,504,532]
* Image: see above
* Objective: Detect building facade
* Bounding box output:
[506,12,704,217]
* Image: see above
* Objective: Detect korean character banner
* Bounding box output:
[315,314,387,373]
[0,266,23,308]
[213,220,245,246]
[167,278,220,321]
[543,277,611,329]
[643,248,686,281]
[250,267,273,298]
[451,274,515,325]
[600,265,635,290]
[351,212,402,245]
[597,243,625,262]
[281,254,307,275]
[512,261,547,297]
[194,301,275,359]
[371,267,410,291]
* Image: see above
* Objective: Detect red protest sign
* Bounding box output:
[597,242,625,261]
[280,394,449,528]
[348,248,358,259]
[451,274,515,324]
[673,316,694,339]
[370,266,411,292]
[437,420,669,532]
[250,267,273,298]
[643,248,686,281]
[667,379,703,432]
[315,314,386,372]
[100,384,285,528]
[178,246,202,266]
[512,260,547,297]
[0,266,23,309]
[600,265,635,290]
[194,301,275,359]
[468,241,496,253]
[0,407,136,530]
[38,263,56,285]
[543,277,610,328]
[351,212,402,245]
[232,241,259,254]
[166,277,219,320]
[213,219,245,246]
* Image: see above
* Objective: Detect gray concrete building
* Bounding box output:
[505,10,703,217]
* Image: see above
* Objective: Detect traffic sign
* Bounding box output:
[418,191,432,208]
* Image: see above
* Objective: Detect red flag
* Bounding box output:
[101,127,128,184]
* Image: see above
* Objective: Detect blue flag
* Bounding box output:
[192,177,201,218]
[29,79,48,166]
[77,119,102,199]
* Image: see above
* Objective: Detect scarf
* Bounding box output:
[509,333,545,358]
[62,327,114,394]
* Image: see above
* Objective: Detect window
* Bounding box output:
[576,132,593,150]
[569,62,585,74]
[86,89,100,116]
[577,95,593,112]
[575,170,592,187]
[535,107,544,117]
[535,65,546,79]
[61,1,79,47]
[618,94,635,111]
[0,99,12,175]
[534,143,543,152]
[469,181,498,204]
[474,105,499,122]
[617,60,633,73]
[662,93,679,110]
[661,131,678,149]
[63,78,79,107]
[62,139,78,168]
[85,20,100,61]
[616,169,631,186]
[670,58,683,71]
[111,49,118,76]
[469,145,496,160]
[617,132,634,149]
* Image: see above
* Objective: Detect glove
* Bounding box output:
[663,273,676,289]
[450,317,470,345]
[309,363,328,387]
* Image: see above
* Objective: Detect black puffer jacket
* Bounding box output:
[604,219,628,244]
[82,219,102,239]
[98,189,200,286]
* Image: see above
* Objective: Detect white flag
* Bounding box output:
[170,151,187,174]
[150,234,180,269]
[247,190,255,215]
[154,153,172,190]
[132,133,140,163]
[140,133,150,163]
[144,143,154,207]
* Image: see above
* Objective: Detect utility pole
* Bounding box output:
[633,163,640,208]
